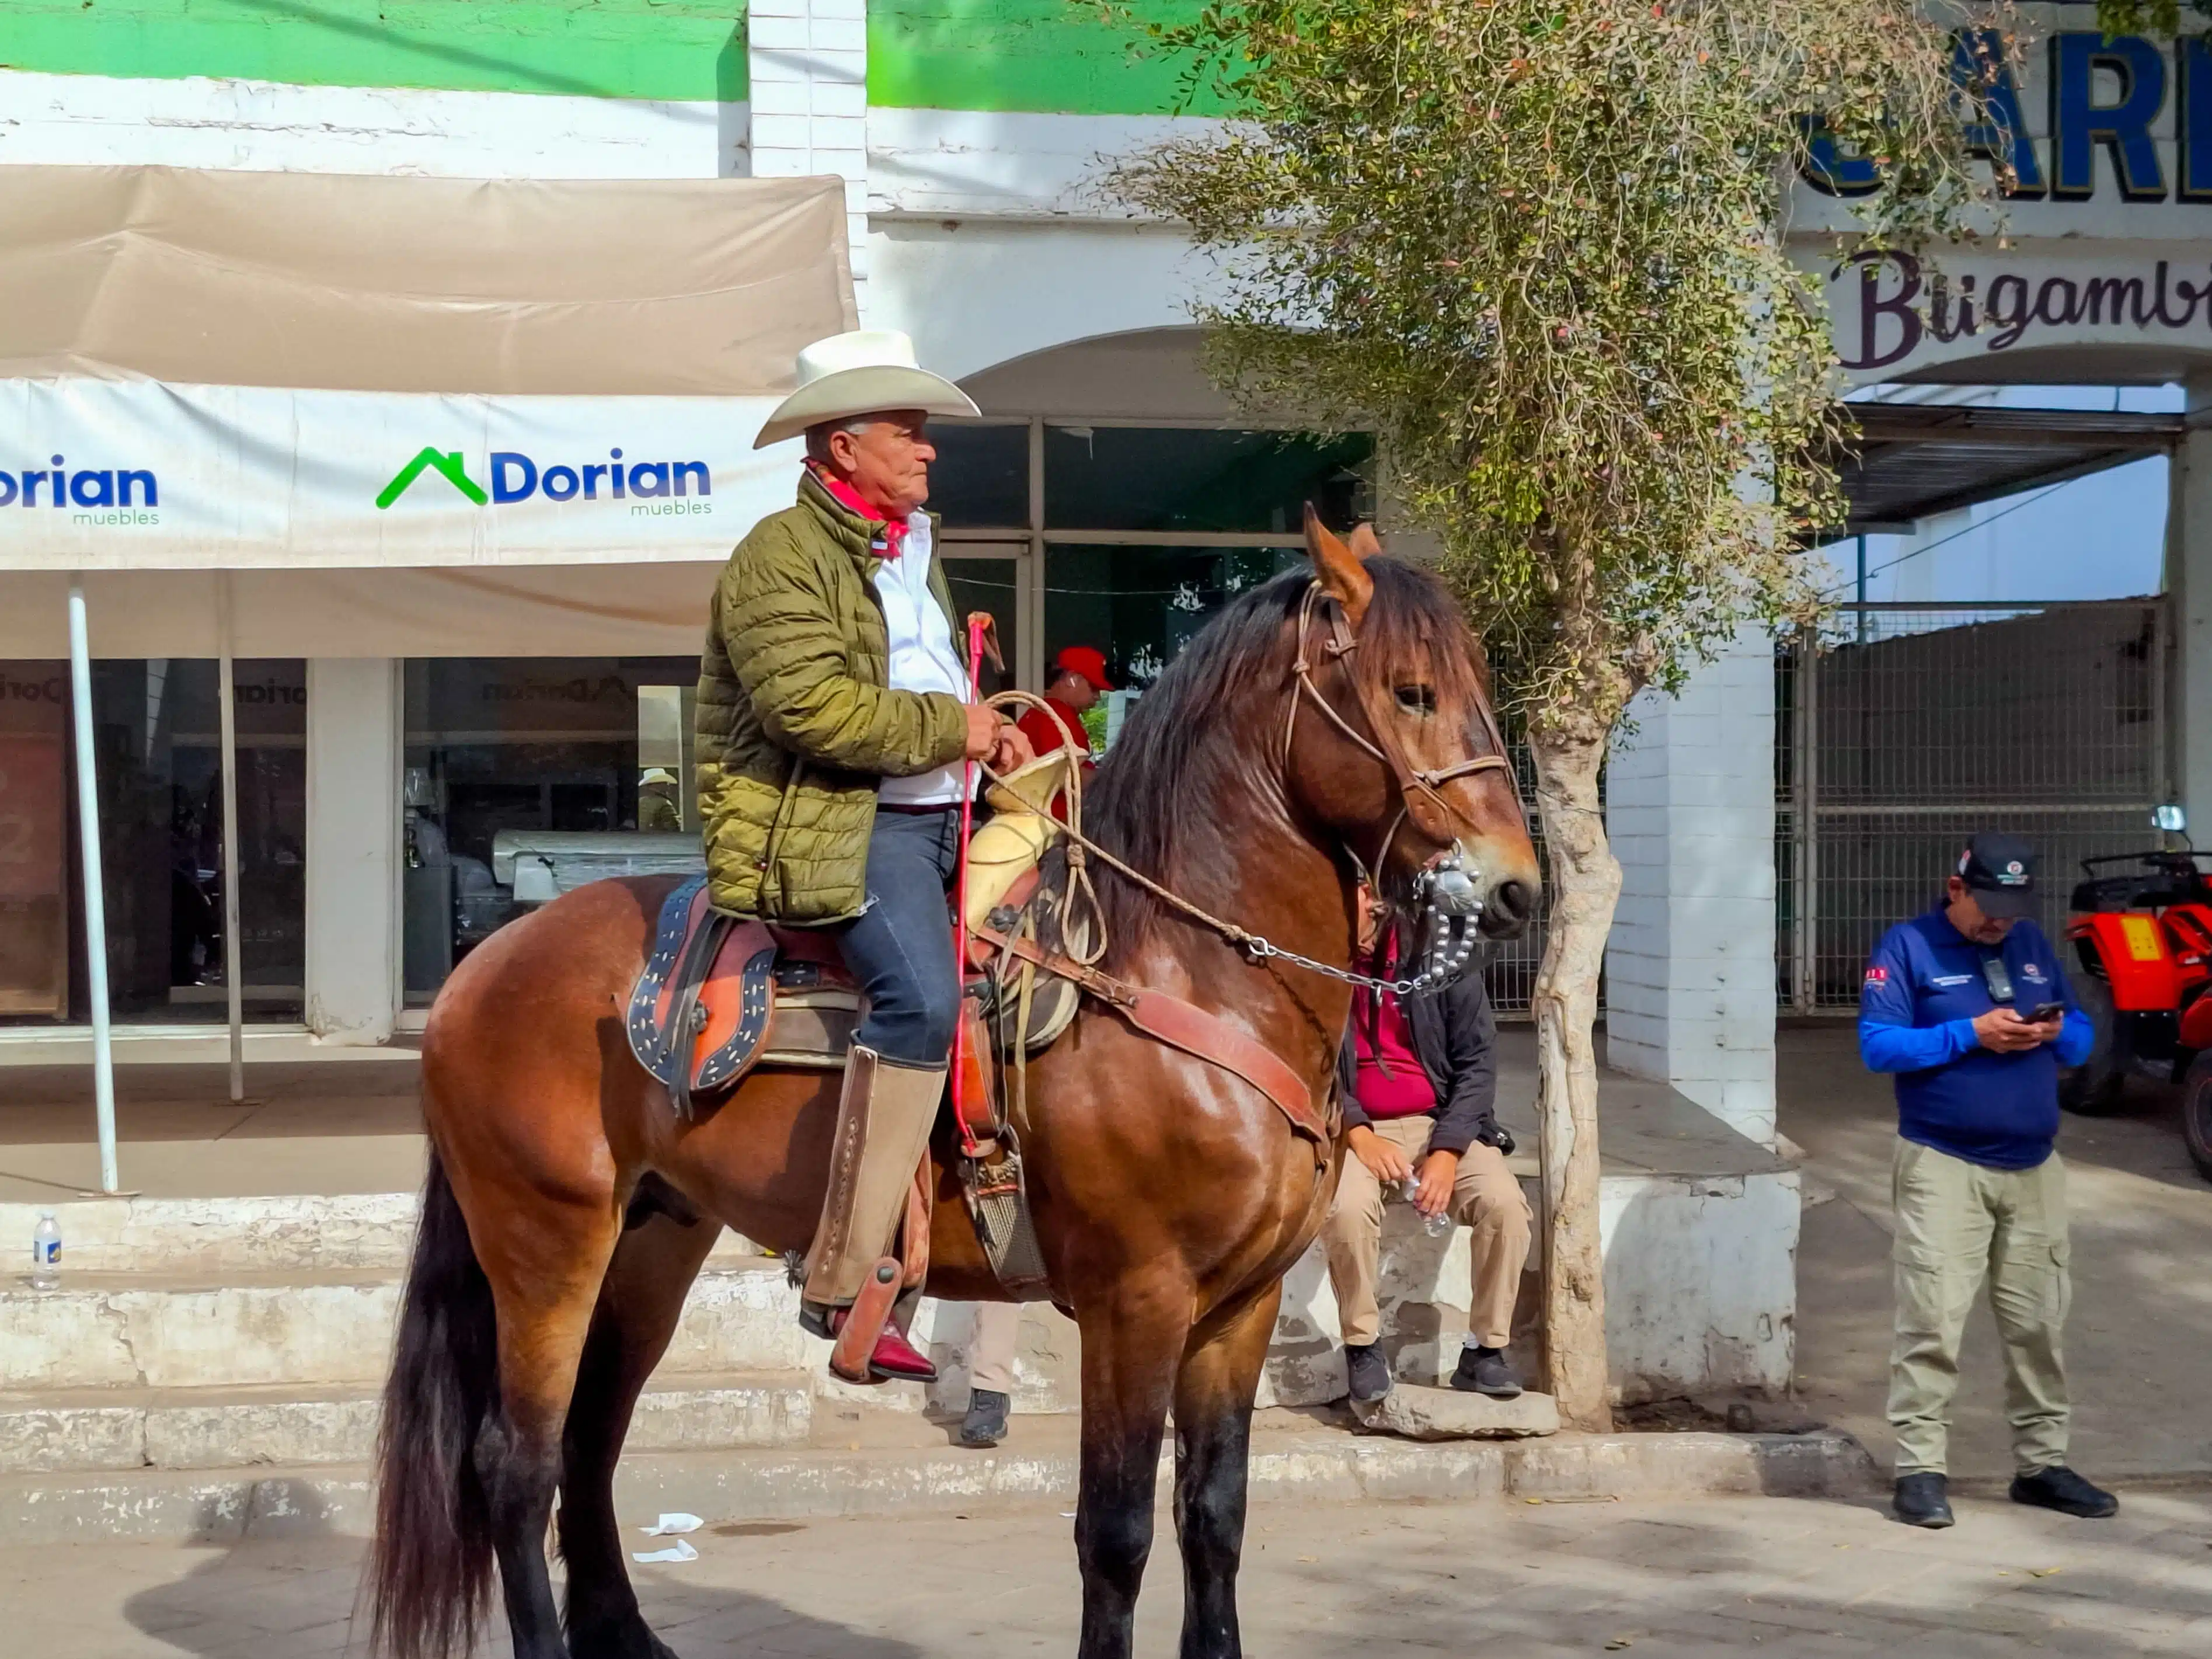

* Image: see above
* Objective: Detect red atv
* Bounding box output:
[2060,847,2212,1180]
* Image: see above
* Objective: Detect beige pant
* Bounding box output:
[969,1301,1020,1394]
[1888,1138,2072,1477]
[1325,1116,1532,1349]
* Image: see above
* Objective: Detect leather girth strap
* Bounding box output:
[975,922,1330,1147]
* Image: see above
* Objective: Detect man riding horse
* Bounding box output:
[698,329,1033,1381]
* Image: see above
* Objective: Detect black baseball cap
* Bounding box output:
[1957,832,2038,918]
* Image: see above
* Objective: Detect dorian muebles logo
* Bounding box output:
[377,446,714,516]
[4,455,160,526]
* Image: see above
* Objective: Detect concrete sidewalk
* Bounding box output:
[2,1482,2206,1657]
[0,1060,424,1204]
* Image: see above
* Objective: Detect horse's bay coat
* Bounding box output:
[696,471,969,921]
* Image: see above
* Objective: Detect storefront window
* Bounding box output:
[1043,427,1371,534]
[401,657,699,1003]
[928,423,1029,529]
[1043,547,1307,746]
[0,658,306,1026]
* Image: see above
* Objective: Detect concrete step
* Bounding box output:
[0,1370,813,1474]
[0,1423,1885,1545]
[0,1261,810,1390]
[0,1192,771,1274]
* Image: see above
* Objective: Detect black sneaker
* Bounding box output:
[1450,1345,1522,1399]
[1344,1342,1392,1403]
[959,1389,1009,1449]
[2010,1465,2118,1518]
[1893,1472,1954,1528]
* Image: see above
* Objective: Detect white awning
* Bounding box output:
[0,165,855,576]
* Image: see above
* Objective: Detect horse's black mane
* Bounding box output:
[1084,556,1481,966]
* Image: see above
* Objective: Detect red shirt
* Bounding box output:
[1350,952,1438,1121]
[1014,697,1096,823]
[1015,695,1096,762]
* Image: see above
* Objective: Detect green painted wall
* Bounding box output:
[868,0,1226,116]
[0,1,746,101]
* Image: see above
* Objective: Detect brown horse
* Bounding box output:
[367,519,1539,1659]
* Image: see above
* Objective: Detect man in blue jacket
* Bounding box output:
[1861,832,2116,1529]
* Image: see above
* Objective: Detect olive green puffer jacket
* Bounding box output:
[696,472,970,923]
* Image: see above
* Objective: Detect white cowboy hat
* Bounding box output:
[752,329,981,450]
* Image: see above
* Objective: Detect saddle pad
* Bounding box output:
[627,876,779,1101]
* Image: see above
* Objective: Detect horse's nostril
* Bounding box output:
[1489,879,1536,924]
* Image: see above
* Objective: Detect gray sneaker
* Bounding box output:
[959,1389,1009,1448]
[1344,1342,1392,1403]
[1450,1345,1522,1399]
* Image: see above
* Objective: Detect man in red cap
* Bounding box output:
[1015,645,1114,789]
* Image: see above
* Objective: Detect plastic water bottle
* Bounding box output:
[29,1211,60,1291]
[1398,1177,1453,1238]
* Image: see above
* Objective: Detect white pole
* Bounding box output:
[67,583,120,1195]
[217,577,245,1103]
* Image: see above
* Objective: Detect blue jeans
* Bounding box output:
[836,806,962,1066]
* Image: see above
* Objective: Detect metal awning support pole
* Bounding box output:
[67,583,120,1194]
[217,576,246,1103]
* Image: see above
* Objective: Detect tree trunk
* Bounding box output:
[1528,707,1620,1433]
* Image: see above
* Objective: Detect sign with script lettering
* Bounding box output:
[1791,14,2212,381]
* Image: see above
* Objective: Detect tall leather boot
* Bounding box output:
[799,1045,944,1380]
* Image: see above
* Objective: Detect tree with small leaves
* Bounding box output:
[1115,0,2005,1427]
[2094,2,2210,34]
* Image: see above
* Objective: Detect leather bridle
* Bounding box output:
[1283,580,1516,882]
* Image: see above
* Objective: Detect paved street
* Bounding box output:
[4,1484,2209,1657]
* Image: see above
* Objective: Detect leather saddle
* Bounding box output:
[625,867,1080,1120]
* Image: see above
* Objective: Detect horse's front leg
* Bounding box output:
[1074,1282,1189,1659]
[1171,1283,1281,1659]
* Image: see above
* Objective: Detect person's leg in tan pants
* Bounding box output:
[1452,1140,1534,1351]
[1323,1122,1395,1351]
[959,1302,1021,1447]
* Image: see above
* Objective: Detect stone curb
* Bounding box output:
[0,1429,1881,1546]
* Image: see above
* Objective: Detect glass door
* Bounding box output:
[940,542,1039,691]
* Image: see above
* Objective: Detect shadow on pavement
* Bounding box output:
[120,1503,927,1659]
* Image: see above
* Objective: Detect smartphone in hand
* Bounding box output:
[2025,1000,2064,1024]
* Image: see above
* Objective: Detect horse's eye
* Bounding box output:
[1395,684,1436,716]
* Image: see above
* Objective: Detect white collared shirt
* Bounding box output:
[874,512,973,806]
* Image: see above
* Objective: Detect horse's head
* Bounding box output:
[1285,507,1541,940]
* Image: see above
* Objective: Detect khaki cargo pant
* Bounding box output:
[1325,1116,1532,1350]
[1887,1138,2072,1477]
[969,1300,1020,1394]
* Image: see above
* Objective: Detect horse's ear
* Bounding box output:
[1347,521,1382,561]
[1304,502,1373,630]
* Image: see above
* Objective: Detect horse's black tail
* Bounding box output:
[367,1150,498,1659]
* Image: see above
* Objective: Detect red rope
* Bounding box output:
[949,613,988,1157]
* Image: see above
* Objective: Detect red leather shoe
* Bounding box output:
[863,1324,938,1383]
[819,1306,939,1383]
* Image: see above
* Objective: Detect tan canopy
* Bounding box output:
[0,165,855,395]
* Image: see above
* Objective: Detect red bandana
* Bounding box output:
[806,462,910,557]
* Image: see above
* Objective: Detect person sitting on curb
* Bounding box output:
[1323,884,1531,1404]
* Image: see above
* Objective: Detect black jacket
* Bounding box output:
[1335,929,1502,1156]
